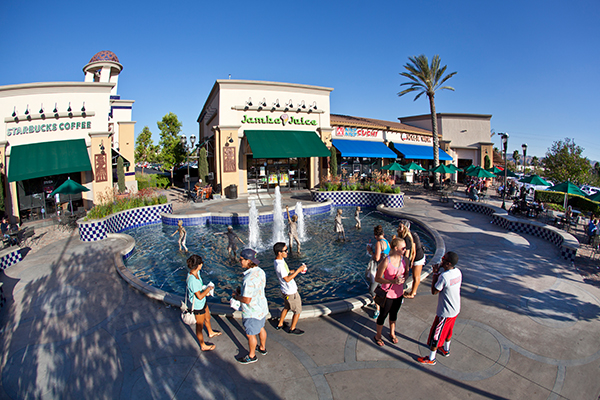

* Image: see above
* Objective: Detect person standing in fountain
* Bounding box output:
[286,205,301,253]
[171,220,188,252]
[334,209,346,241]
[186,254,221,351]
[417,251,461,365]
[366,225,390,319]
[273,242,306,334]
[355,206,362,229]
[373,237,409,346]
[233,249,269,364]
[216,226,245,259]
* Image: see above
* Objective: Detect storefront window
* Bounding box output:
[17,174,83,221]
[246,156,308,192]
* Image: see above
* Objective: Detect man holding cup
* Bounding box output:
[417,251,462,365]
[273,242,306,335]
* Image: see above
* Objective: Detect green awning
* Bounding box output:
[245,130,330,158]
[8,139,92,182]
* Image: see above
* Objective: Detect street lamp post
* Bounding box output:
[501,133,509,210]
[180,135,197,194]
[522,143,527,172]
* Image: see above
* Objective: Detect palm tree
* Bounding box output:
[398,55,456,183]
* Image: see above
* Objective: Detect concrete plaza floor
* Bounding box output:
[1,189,600,399]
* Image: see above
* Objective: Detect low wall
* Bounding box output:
[453,200,578,262]
[310,190,404,208]
[0,247,22,271]
[78,203,173,241]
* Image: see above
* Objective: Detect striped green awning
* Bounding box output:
[245,130,330,158]
[8,139,92,182]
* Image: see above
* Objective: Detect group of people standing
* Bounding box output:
[365,219,462,366]
[185,241,307,365]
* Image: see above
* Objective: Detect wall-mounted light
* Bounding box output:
[12,107,16,117]
[287,99,293,108]
[53,103,58,113]
[272,99,280,108]
[100,140,105,155]
[260,98,267,107]
[228,134,234,144]
[67,102,72,112]
[24,105,29,115]
[311,101,317,109]
[81,102,86,112]
[39,104,44,114]
[299,100,306,109]
[246,97,253,107]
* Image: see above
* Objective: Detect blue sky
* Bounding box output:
[2,0,599,162]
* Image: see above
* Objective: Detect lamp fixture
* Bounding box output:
[39,104,44,114]
[228,134,234,144]
[67,102,72,112]
[81,102,86,112]
[53,103,58,113]
[12,107,16,117]
[180,135,187,147]
[100,140,105,155]
[24,105,29,115]
[273,99,280,108]
[311,101,317,110]
[246,97,253,107]
[287,99,293,108]
[299,100,306,109]
[260,98,267,107]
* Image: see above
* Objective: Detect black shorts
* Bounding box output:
[192,302,208,315]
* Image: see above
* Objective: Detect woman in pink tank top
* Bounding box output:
[373,237,410,346]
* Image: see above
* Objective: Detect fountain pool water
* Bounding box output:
[124,207,435,307]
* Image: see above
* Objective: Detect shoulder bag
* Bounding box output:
[181,278,196,325]
[373,257,401,307]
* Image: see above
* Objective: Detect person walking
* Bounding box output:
[372,237,409,346]
[186,254,221,351]
[366,225,390,319]
[273,242,306,335]
[417,251,462,365]
[232,248,269,364]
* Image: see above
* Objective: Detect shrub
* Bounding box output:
[85,187,168,221]
[534,190,600,214]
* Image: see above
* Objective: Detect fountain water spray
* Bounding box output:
[272,186,286,244]
[248,200,263,250]
[295,202,307,241]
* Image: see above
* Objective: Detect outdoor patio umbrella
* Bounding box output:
[402,161,425,171]
[487,166,504,174]
[545,180,586,209]
[464,165,477,173]
[430,164,456,174]
[519,175,551,186]
[50,178,90,214]
[446,164,462,172]
[380,162,407,171]
[466,166,496,178]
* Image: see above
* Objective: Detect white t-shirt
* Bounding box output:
[274,259,298,295]
[435,268,462,318]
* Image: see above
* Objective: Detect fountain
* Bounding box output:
[248,200,262,250]
[295,202,307,241]
[272,186,285,244]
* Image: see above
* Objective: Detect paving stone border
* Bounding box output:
[453,200,579,262]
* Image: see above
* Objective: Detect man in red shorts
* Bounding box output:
[417,251,461,365]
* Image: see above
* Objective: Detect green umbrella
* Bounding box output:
[519,175,551,186]
[430,164,456,174]
[380,162,407,171]
[464,165,477,173]
[466,166,496,178]
[545,180,586,209]
[51,178,90,214]
[446,164,462,172]
[587,191,600,202]
[402,161,426,171]
[487,166,504,174]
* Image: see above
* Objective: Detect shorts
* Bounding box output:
[228,243,238,252]
[243,316,266,336]
[192,302,208,315]
[413,256,426,266]
[282,292,302,314]
[427,315,457,349]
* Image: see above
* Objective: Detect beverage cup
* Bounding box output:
[300,263,307,274]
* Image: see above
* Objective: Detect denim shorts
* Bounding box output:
[242,316,266,336]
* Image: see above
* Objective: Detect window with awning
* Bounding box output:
[8,139,92,182]
[331,139,397,158]
[245,130,330,158]
[390,142,453,161]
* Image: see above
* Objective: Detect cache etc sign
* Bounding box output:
[334,126,432,144]
[7,120,93,136]
[242,114,317,126]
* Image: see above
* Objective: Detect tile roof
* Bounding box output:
[330,114,432,136]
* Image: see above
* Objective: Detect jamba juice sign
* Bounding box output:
[241,114,317,126]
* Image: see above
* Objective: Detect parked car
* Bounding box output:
[580,185,600,196]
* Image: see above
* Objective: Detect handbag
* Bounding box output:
[181,278,196,326]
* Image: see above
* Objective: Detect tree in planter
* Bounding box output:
[329,147,337,178]
[157,112,184,184]
[117,156,126,193]
[484,155,491,169]
[198,147,209,184]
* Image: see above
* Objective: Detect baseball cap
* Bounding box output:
[240,248,260,265]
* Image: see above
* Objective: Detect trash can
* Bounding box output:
[227,184,238,199]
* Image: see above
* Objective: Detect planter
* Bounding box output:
[311,190,404,208]
[78,203,173,242]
